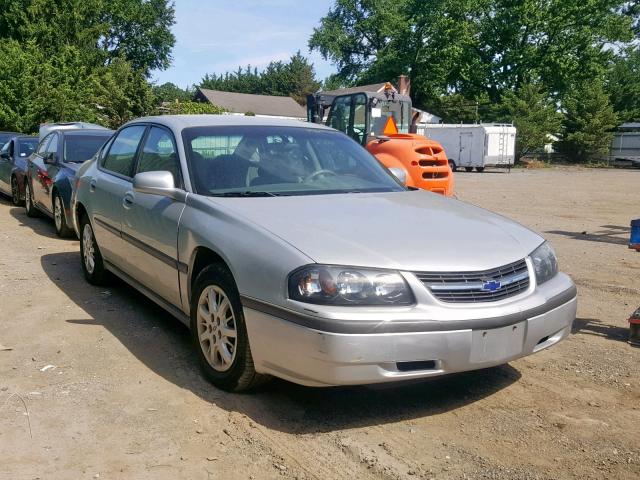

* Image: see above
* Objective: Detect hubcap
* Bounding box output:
[82,224,96,274]
[54,196,63,230]
[197,286,237,372]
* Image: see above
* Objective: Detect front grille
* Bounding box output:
[415,259,530,303]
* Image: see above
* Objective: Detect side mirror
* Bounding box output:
[0,151,9,160]
[388,167,408,185]
[44,152,57,165]
[133,171,184,201]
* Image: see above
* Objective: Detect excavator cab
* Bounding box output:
[306,84,454,196]
[307,84,412,145]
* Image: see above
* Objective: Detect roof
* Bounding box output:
[124,114,331,132]
[61,129,114,137]
[320,83,390,97]
[196,88,307,118]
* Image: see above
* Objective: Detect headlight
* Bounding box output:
[530,242,558,285]
[288,265,414,306]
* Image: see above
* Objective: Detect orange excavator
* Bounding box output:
[307,83,454,196]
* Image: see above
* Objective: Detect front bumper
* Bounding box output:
[243,274,577,387]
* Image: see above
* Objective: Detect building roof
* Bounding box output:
[320,83,391,97]
[196,88,306,118]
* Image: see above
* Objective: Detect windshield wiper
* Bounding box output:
[210,191,281,197]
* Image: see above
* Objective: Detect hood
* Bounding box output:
[212,191,544,272]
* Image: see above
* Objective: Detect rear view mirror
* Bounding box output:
[388,167,408,185]
[44,153,57,165]
[133,171,185,201]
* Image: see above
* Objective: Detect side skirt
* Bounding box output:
[104,260,191,327]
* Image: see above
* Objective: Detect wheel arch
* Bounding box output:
[188,246,235,307]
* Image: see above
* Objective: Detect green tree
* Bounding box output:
[606,47,640,123]
[560,79,618,162]
[500,83,562,159]
[199,52,321,105]
[157,101,224,115]
[152,82,194,104]
[93,58,154,129]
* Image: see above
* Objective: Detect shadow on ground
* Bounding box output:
[41,250,521,434]
[6,201,61,240]
[572,317,629,343]
[547,225,630,246]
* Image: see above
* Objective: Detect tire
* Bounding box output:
[476,167,485,172]
[448,160,457,172]
[53,191,73,238]
[24,180,39,217]
[79,214,108,285]
[190,264,268,392]
[10,176,22,206]
[464,167,473,172]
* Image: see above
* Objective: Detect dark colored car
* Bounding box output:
[0,131,21,148]
[0,136,39,205]
[25,128,113,237]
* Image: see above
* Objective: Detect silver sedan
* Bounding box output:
[72,115,577,392]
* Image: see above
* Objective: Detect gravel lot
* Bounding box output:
[1,167,639,480]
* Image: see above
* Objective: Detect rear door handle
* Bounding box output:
[123,192,134,208]
[89,179,97,192]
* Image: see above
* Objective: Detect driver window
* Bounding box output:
[351,94,367,144]
[329,96,351,134]
[37,135,52,155]
[46,133,58,156]
[137,127,182,187]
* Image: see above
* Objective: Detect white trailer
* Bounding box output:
[610,123,640,167]
[417,123,516,172]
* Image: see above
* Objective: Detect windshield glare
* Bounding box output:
[64,135,110,163]
[182,126,405,196]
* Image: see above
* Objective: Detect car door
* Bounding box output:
[0,140,13,193]
[120,125,186,307]
[32,132,60,212]
[91,125,147,270]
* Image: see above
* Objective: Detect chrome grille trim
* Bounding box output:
[415,259,530,303]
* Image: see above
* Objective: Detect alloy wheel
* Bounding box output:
[197,285,237,372]
[82,223,96,274]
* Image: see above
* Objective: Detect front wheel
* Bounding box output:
[191,264,268,392]
[11,176,22,206]
[79,214,108,285]
[464,167,473,172]
[476,167,485,173]
[24,180,39,217]
[53,192,73,238]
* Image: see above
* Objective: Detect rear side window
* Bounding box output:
[63,135,110,163]
[102,126,146,177]
[136,127,181,186]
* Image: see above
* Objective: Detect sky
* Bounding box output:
[151,0,338,88]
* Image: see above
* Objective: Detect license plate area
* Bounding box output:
[470,321,526,363]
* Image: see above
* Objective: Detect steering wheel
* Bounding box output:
[305,169,338,182]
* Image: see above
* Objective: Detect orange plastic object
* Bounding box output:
[367,133,454,196]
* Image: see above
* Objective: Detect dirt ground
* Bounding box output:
[1,167,639,480]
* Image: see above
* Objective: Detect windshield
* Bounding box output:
[182,126,405,196]
[18,139,38,157]
[64,135,111,163]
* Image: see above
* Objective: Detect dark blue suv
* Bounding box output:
[25,128,114,237]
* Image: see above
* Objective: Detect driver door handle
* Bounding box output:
[89,179,97,192]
